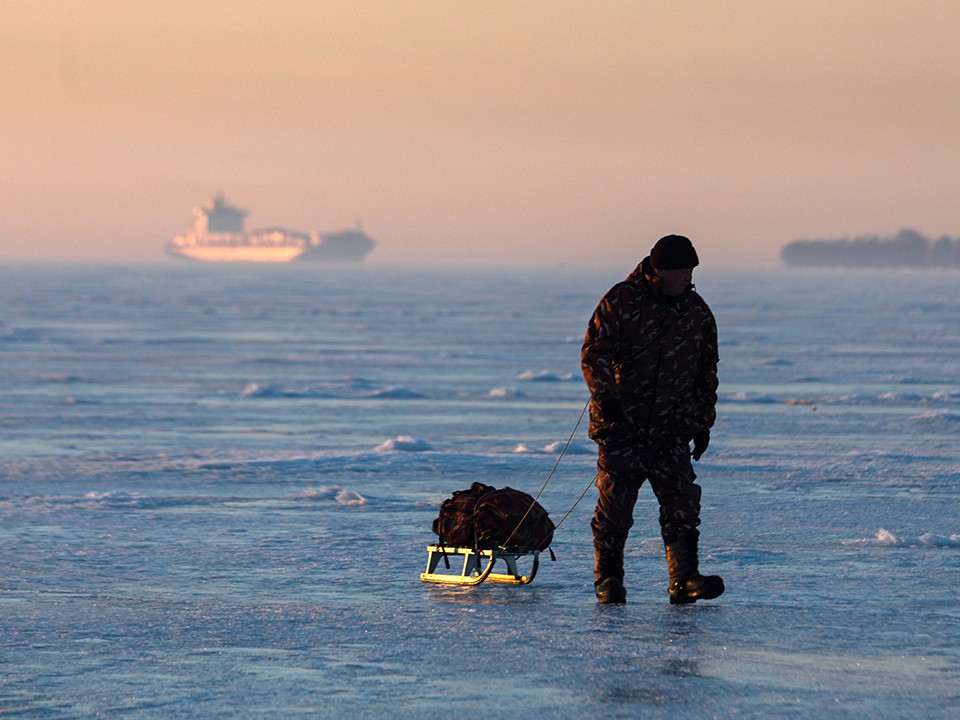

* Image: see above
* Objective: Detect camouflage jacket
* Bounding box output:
[581,258,719,442]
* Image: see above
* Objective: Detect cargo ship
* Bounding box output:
[167,195,375,263]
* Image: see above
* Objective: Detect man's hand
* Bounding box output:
[691,429,710,461]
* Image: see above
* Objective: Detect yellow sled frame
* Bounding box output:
[420,545,540,585]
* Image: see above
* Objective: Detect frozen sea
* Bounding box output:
[1,263,958,719]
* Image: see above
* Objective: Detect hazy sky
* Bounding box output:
[3,1,959,266]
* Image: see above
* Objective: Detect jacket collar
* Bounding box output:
[626,256,694,303]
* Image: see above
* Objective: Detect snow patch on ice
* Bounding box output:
[514,441,593,455]
[241,382,331,399]
[542,440,594,455]
[877,391,926,402]
[516,370,572,382]
[375,436,433,452]
[848,528,960,548]
[875,528,902,545]
[724,390,960,408]
[910,410,960,429]
[917,532,960,548]
[723,392,778,404]
[930,390,960,402]
[365,386,424,399]
[242,380,423,400]
[292,486,367,505]
[489,387,526,398]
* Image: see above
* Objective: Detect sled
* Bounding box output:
[420,545,541,585]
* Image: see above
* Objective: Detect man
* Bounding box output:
[581,235,724,605]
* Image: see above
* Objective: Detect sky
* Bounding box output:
[2,0,959,267]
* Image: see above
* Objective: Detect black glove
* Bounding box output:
[690,429,710,461]
[597,396,626,425]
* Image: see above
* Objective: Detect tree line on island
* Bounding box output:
[781,228,960,268]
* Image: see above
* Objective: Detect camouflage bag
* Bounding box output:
[432,482,554,551]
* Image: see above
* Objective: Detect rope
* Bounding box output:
[500,395,590,549]
[552,471,597,533]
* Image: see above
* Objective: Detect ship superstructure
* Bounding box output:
[168,196,375,263]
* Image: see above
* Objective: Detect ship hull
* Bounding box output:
[168,244,306,263]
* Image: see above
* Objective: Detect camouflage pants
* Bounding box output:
[591,435,701,582]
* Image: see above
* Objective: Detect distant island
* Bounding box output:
[781,229,960,268]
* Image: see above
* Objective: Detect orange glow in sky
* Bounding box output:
[2,1,959,266]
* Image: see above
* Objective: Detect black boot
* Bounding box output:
[594,544,627,604]
[664,531,724,605]
[594,577,627,604]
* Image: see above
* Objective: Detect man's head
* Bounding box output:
[650,235,699,271]
[649,235,699,297]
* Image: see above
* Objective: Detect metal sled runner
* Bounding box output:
[420,545,541,586]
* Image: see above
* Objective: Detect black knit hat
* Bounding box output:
[650,235,699,270]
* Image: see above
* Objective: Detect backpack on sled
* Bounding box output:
[422,482,555,585]
[432,481,554,551]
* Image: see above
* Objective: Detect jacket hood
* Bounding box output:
[625,256,654,284]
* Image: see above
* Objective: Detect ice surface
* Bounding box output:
[1,265,958,718]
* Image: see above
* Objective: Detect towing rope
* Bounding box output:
[500,395,591,549]
[551,470,598,533]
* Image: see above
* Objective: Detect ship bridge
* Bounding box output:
[196,195,248,234]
